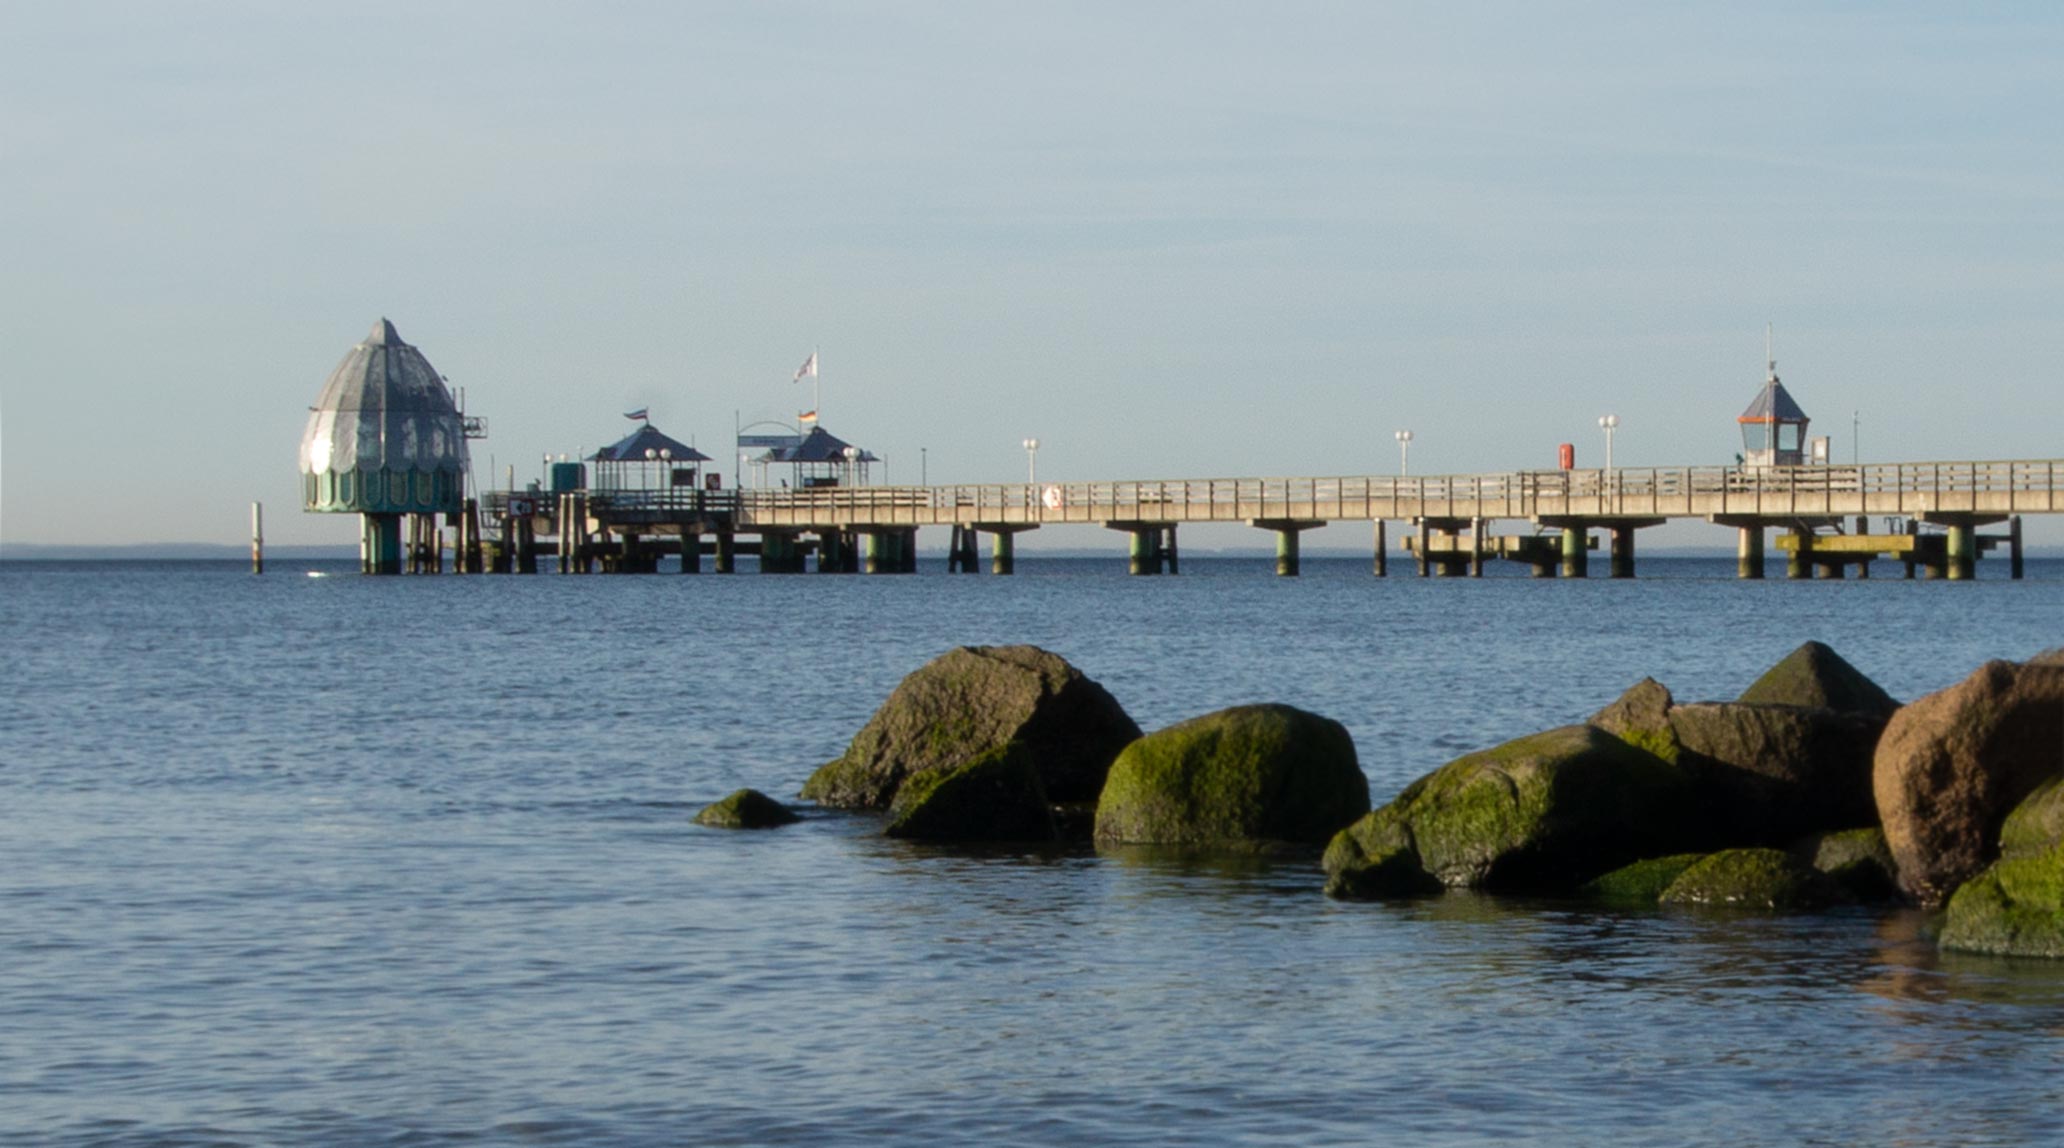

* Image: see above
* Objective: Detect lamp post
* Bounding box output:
[1394,430,1413,476]
[1023,437,1040,488]
[921,446,928,487]
[1598,414,1618,472]
[842,445,859,487]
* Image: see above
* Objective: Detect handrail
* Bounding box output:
[479,459,2064,527]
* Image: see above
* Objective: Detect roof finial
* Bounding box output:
[1766,322,1776,382]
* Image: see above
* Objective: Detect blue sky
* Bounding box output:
[3,2,2059,548]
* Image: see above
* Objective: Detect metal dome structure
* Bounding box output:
[299,319,471,572]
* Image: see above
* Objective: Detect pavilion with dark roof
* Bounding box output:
[589,423,712,493]
[749,425,879,488]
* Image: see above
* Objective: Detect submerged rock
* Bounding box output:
[1737,641,1900,718]
[1794,827,1899,902]
[1874,657,2064,906]
[801,645,1140,810]
[1579,853,1707,904]
[1324,724,1692,895]
[884,742,1058,843]
[693,788,800,829]
[1093,704,1369,848]
[1657,848,1841,910]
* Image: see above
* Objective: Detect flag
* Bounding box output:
[793,353,817,382]
[624,408,649,421]
[798,409,819,424]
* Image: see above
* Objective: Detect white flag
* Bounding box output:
[793,352,818,382]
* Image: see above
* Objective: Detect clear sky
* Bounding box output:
[3,1,2059,549]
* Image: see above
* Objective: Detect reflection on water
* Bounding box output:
[5,559,2064,1146]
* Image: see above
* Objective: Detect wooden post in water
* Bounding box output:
[1947,522,1975,581]
[2011,515,2024,580]
[1786,527,1811,580]
[1469,518,1484,578]
[1415,520,1430,578]
[1608,525,1635,579]
[1372,520,1387,577]
[250,502,264,574]
[1560,526,1588,579]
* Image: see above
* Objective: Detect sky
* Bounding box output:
[3,1,2060,551]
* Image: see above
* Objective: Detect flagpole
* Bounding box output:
[814,345,821,429]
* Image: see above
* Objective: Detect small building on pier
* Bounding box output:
[1738,356,1811,468]
[590,423,712,493]
[745,425,879,488]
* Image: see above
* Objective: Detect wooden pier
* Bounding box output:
[454,458,2060,580]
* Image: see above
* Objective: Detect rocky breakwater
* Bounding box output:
[1325,641,1900,906]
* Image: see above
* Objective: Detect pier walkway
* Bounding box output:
[473,458,2061,580]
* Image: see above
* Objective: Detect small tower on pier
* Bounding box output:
[299,319,469,573]
[1737,330,1810,468]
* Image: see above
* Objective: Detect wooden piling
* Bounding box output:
[250,502,263,575]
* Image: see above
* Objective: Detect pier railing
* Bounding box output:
[733,459,2063,528]
[480,460,2061,531]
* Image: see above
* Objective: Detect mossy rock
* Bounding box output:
[693,788,800,829]
[801,645,1141,809]
[884,742,1058,842]
[1939,842,2064,958]
[1589,677,1685,765]
[1738,641,1900,718]
[1794,827,1899,901]
[1322,841,1442,900]
[1580,853,1707,904]
[1093,704,1370,848]
[2000,776,2064,860]
[1325,724,1694,893]
[1593,676,1882,847]
[1657,848,1841,910]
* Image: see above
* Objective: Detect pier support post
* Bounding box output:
[714,529,736,574]
[1163,525,1179,575]
[1469,518,1484,578]
[1786,527,1812,580]
[1373,520,1387,577]
[2011,516,2024,580]
[1129,529,1155,575]
[251,502,264,575]
[1947,522,1975,581]
[1416,520,1431,578]
[1276,527,1300,577]
[1609,525,1635,579]
[817,529,845,574]
[760,531,797,574]
[681,530,701,573]
[362,513,402,576]
[1738,525,1764,579]
[1560,526,1588,579]
[1254,520,1322,577]
[992,530,1015,575]
[1902,521,1918,580]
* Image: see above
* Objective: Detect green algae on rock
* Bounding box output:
[1657,848,1841,910]
[1093,704,1369,848]
[1939,842,2064,958]
[693,788,801,829]
[1325,724,1693,895]
[1580,853,1707,904]
[1794,827,1899,901]
[884,741,1059,843]
[801,645,1141,810]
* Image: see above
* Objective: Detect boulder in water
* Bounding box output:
[802,645,1140,810]
[1094,704,1369,848]
[884,742,1059,843]
[694,788,800,829]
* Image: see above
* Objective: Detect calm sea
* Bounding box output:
[3,556,2062,1147]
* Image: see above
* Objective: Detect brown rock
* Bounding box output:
[801,645,1141,809]
[1873,658,2064,906]
[1737,641,1900,719]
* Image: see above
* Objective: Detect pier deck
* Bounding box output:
[468,458,2060,579]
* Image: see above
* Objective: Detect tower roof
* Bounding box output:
[758,425,877,464]
[300,318,469,478]
[1738,378,1808,424]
